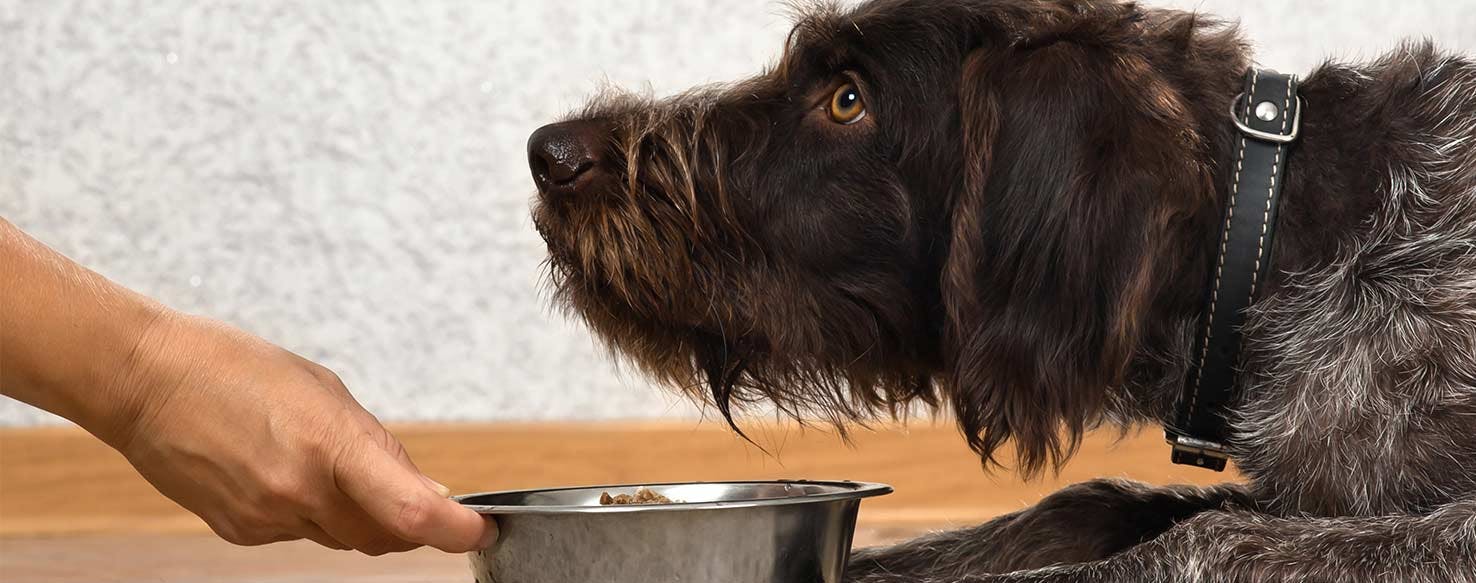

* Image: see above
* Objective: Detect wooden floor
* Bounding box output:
[0,421,1239,581]
[0,527,926,583]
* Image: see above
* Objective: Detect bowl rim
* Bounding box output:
[453,479,893,515]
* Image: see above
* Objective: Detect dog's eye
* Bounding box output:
[827,83,866,124]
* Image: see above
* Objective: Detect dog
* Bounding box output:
[527,0,1476,580]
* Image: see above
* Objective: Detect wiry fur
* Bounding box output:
[529,0,1476,580]
[1234,49,1476,519]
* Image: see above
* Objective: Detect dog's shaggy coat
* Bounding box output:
[529,0,1476,580]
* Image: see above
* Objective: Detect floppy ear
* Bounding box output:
[942,39,1210,476]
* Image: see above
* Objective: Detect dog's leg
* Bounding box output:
[944,496,1476,583]
[846,478,1251,582]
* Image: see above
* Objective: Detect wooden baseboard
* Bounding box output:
[0,421,1239,537]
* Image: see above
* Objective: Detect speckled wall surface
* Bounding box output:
[3,1,1473,426]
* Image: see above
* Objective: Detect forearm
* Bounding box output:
[3,218,496,554]
[0,218,169,445]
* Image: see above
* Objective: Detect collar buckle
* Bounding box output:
[1230,93,1303,144]
[1166,433,1229,471]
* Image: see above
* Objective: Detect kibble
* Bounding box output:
[599,487,677,505]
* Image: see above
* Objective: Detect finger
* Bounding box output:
[311,493,421,556]
[350,421,452,500]
[375,427,420,472]
[339,401,431,483]
[375,437,454,498]
[380,438,452,498]
[380,444,452,501]
[333,440,496,552]
[325,387,444,497]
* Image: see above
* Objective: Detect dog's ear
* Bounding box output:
[943,39,1208,476]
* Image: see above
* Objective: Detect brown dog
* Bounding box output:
[528,0,1476,580]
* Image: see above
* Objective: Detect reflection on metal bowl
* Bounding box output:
[455,480,892,583]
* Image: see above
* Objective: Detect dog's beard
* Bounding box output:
[533,89,939,436]
[532,88,746,326]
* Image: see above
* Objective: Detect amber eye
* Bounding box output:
[827,82,866,124]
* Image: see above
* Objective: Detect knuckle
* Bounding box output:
[389,495,431,540]
[304,422,344,461]
[325,433,365,482]
[382,438,410,462]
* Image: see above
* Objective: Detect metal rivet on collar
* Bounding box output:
[1254,101,1280,122]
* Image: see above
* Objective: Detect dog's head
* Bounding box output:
[530,0,1243,474]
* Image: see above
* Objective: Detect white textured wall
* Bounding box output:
[2,1,1473,426]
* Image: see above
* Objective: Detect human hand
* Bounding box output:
[109,312,496,555]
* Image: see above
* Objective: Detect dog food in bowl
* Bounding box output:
[599,486,677,505]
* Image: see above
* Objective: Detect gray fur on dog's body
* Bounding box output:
[851,45,1476,583]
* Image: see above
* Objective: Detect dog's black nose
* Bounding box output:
[528,121,607,197]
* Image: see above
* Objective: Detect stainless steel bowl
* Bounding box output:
[455,480,892,583]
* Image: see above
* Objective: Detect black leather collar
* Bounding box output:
[1167,69,1303,471]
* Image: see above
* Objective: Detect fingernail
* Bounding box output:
[478,518,500,550]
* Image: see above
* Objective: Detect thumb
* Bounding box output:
[334,441,497,552]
